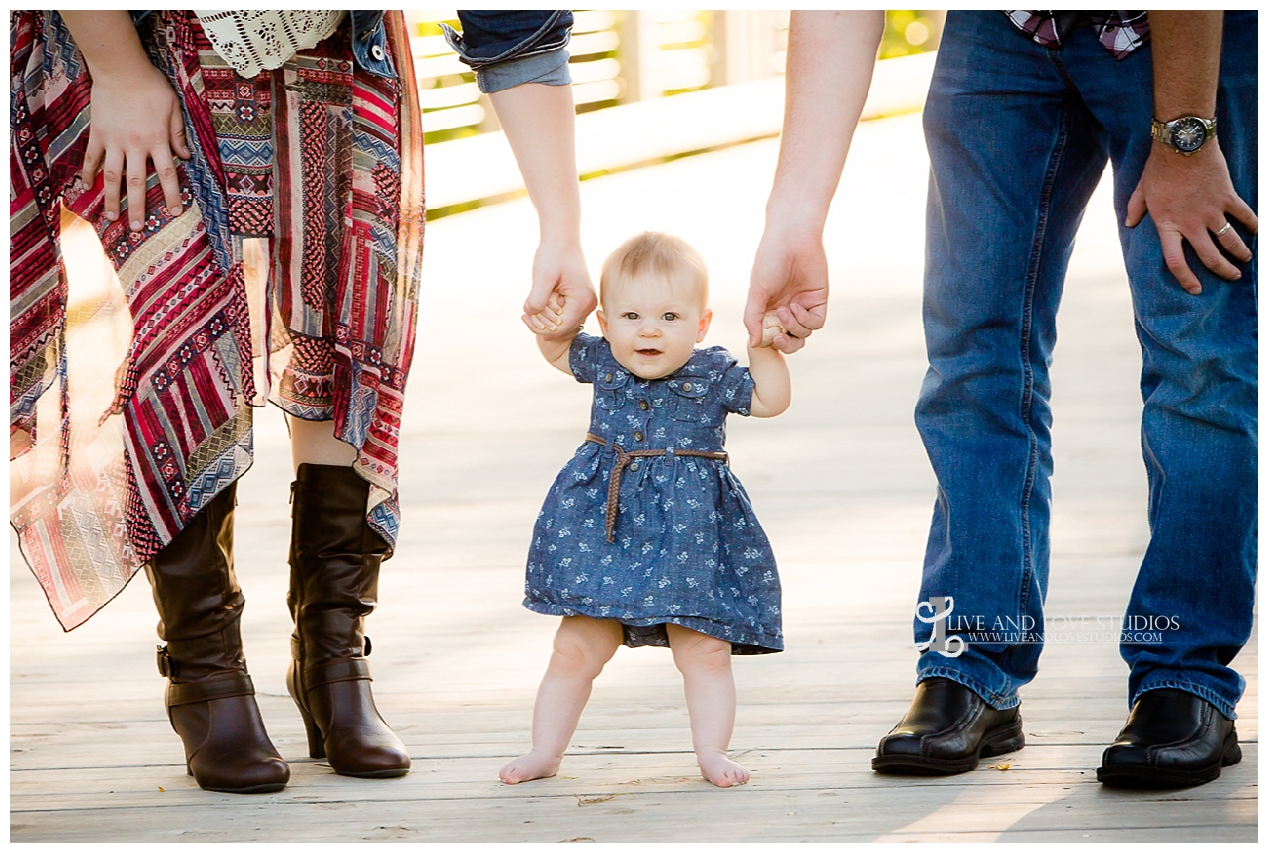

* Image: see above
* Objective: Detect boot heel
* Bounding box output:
[299,705,326,759]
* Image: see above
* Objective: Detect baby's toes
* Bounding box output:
[500,758,537,784]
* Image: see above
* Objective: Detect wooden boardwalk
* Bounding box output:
[10,114,1257,842]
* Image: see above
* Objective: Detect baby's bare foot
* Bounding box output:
[499,749,562,785]
[697,750,750,788]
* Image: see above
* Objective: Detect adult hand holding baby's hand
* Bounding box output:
[522,239,596,339]
[524,290,565,335]
[758,312,787,348]
[745,225,829,353]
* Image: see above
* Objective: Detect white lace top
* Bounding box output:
[194,10,347,78]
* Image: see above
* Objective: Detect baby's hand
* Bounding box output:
[758,311,786,348]
[524,290,566,336]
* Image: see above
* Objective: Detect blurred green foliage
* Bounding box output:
[881,10,942,59]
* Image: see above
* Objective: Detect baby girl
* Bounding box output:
[501,231,791,788]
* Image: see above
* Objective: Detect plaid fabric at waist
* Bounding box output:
[1003,10,1149,60]
[585,433,728,543]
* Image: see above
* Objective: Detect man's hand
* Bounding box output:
[743,11,883,354]
[1126,138,1257,295]
[521,239,596,339]
[744,227,829,353]
[1132,10,1258,295]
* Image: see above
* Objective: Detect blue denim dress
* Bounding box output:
[524,334,783,654]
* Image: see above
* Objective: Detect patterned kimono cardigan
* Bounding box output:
[10,11,424,629]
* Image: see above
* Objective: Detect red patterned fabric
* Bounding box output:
[10,11,423,629]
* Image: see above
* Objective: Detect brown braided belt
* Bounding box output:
[585,433,728,543]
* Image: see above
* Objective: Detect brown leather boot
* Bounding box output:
[146,483,289,794]
[286,463,410,778]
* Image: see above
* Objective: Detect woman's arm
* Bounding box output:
[488,83,597,340]
[60,11,190,230]
[746,343,791,418]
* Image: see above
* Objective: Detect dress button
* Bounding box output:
[370,44,386,61]
[605,373,613,382]
[629,462,639,471]
[634,431,644,442]
[682,382,693,392]
[638,400,649,411]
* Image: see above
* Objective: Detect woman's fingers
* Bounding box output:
[101,147,126,222]
[151,146,182,215]
[168,107,191,160]
[125,148,148,230]
[82,135,104,189]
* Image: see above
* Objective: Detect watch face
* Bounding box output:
[1171,118,1208,152]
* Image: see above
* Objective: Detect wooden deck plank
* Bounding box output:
[11,114,1256,841]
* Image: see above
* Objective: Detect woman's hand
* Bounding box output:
[81,63,190,231]
[486,83,594,338]
[61,11,190,231]
[522,238,597,339]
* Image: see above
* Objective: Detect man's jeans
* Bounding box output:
[913,11,1256,719]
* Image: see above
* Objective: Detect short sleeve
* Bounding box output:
[705,347,755,416]
[568,332,608,385]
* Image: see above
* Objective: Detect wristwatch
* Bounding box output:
[1151,115,1217,155]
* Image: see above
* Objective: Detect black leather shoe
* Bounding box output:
[873,678,1024,775]
[1097,688,1240,788]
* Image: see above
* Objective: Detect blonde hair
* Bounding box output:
[600,231,709,308]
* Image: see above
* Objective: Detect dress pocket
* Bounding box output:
[667,377,709,422]
[595,368,630,411]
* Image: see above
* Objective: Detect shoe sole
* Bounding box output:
[199,781,289,794]
[334,766,411,779]
[871,718,1025,775]
[1096,731,1241,789]
[187,765,289,794]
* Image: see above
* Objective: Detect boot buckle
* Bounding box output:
[156,644,174,678]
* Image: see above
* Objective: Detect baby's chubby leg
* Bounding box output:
[500,615,623,784]
[666,624,750,788]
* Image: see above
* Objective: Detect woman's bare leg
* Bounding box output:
[500,615,623,784]
[666,624,749,787]
[287,414,356,470]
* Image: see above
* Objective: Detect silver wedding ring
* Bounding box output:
[1216,222,1233,236]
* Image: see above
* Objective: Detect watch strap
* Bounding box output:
[1151,115,1218,149]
